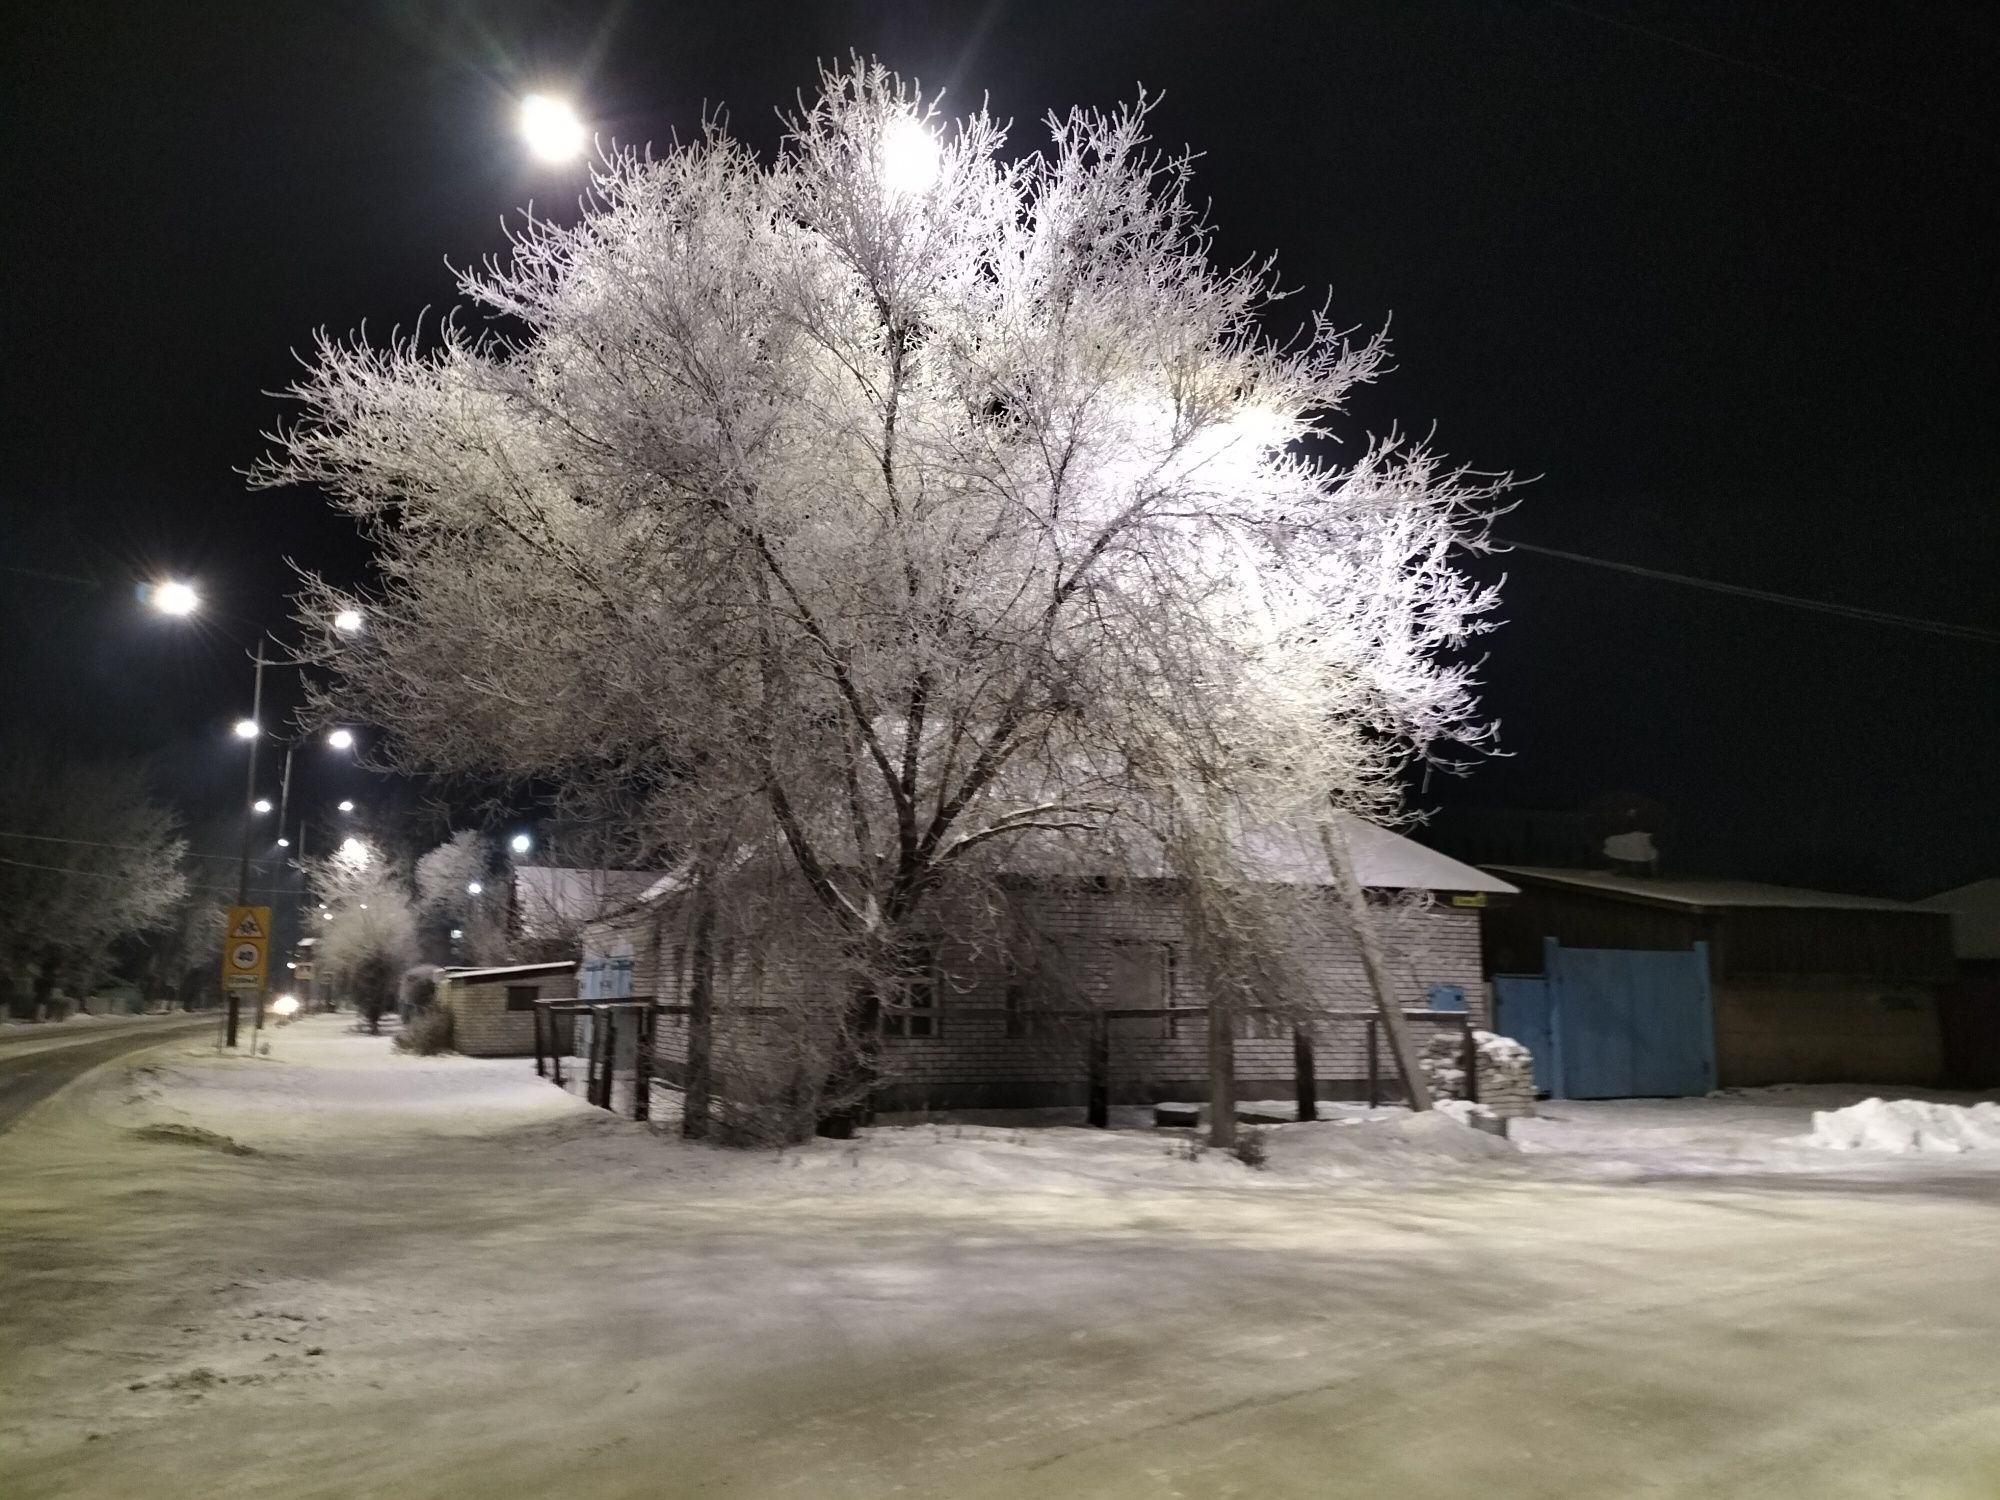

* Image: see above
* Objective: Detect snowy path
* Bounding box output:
[2,1020,1998,1498]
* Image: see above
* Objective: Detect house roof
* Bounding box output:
[1000,814,1518,894]
[1918,878,2000,961]
[1489,866,1929,914]
[512,867,658,938]
[439,961,578,983]
[585,817,1513,933]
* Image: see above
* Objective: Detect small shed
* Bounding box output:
[438,961,578,1057]
[1485,867,1956,1089]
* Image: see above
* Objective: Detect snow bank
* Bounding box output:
[1804,1097,2000,1154]
[768,1110,1519,1195]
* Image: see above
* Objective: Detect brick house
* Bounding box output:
[578,819,1517,1111]
[438,961,577,1057]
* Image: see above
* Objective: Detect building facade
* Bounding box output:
[579,823,1516,1111]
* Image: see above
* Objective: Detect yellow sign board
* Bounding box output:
[223,905,272,993]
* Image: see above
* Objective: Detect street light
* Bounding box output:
[881,116,942,197]
[233,718,261,740]
[327,728,355,751]
[467,881,484,896]
[337,799,355,813]
[510,833,532,855]
[253,798,273,814]
[333,608,364,634]
[275,837,290,848]
[149,580,200,616]
[520,94,587,163]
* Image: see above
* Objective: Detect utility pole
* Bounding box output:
[225,649,268,1049]
[1319,810,1433,1112]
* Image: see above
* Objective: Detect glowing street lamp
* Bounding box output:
[338,799,355,813]
[466,881,484,896]
[520,94,587,163]
[233,718,261,740]
[333,608,364,634]
[509,833,532,855]
[253,798,273,814]
[327,728,355,751]
[148,580,199,616]
[881,116,941,197]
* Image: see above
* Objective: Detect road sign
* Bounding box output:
[223,905,271,993]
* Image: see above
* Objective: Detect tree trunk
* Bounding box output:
[1206,1000,1238,1149]
[32,944,61,1023]
[682,896,716,1141]
[815,977,881,1139]
[1319,816,1433,1111]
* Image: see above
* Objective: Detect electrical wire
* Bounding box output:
[0,829,246,862]
[1547,1,1993,152]
[0,852,294,898]
[1498,540,2000,645]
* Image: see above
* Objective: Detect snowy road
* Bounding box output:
[2,1021,1998,1499]
[0,1016,214,1133]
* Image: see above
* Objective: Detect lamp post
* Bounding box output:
[147,585,367,1043]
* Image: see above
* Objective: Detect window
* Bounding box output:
[882,944,938,1038]
[1104,940,1179,1038]
[1004,981,1060,1039]
[505,985,539,1012]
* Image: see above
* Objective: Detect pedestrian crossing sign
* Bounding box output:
[223,905,272,992]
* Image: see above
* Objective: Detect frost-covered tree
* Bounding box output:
[311,841,418,1033]
[414,830,511,965]
[258,60,1504,1132]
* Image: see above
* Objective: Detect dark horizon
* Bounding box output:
[4,0,1994,897]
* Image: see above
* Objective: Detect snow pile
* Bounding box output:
[1435,1098,1503,1131]
[1262,1110,1518,1174]
[1804,1097,2000,1154]
[772,1110,1519,1195]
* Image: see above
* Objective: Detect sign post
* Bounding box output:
[222,906,271,1047]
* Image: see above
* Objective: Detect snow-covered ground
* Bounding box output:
[3,1016,1998,1499]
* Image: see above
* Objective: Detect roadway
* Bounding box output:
[0,1015,217,1134]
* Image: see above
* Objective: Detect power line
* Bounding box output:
[1547,1,1994,152]
[0,854,292,898]
[0,829,245,863]
[1499,540,2000,644]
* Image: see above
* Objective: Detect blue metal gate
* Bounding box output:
[1494,939,1716,1099]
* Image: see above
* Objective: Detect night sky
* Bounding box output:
[3,1,1994,895]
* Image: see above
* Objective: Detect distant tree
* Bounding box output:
[136,890,227,1010]
[310,840,417,1034]
[0,739,189,1019]
[260,60,1504,1133]
[414,830,511,965]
